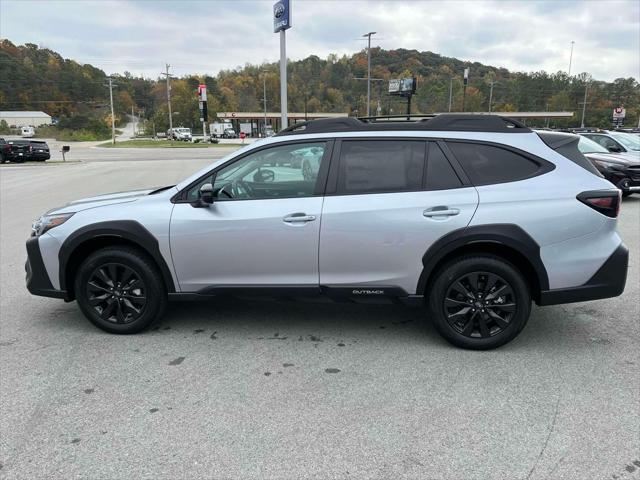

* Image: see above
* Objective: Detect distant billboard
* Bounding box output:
[388,77,417,96]
[273,0,291,33]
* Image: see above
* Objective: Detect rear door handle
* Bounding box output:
[423,207,460,217]
[283,213,316,223]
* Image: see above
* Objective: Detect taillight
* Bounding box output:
[577,190,621,218]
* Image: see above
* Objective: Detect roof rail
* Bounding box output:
[276,113,531,136]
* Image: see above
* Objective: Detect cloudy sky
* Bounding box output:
[1,0,638,81]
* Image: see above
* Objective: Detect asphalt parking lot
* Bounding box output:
[1,157,638,480]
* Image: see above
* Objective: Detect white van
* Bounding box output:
[21,126,35,138]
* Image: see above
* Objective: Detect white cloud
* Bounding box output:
[1,0,638,81]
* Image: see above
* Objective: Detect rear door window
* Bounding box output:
[446,142,541,186]
[336,140,425,194]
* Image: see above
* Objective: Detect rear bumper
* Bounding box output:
[25,236,68,300]
[538,243,628,306]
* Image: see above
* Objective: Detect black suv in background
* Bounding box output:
[0,139,50,163]
[577,134,640,196]
[27,140,50,161]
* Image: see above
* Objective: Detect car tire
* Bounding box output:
[426,254,531,350]
[74,246,167,334]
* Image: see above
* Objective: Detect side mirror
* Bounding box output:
[192,183,214,208]
[253,168,275,183]
[200,183,214,203]
[607,145,622,153]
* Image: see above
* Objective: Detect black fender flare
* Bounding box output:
[58,220,176,293]
[416,224,549,295]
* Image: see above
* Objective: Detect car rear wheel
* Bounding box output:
[74,247,167,334]
[426,254,531,350]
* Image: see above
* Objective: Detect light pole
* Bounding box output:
[580,83,589,128]
[362,31,377,117]
[262,70,268,136]
[161,64,173,140]
[448,77,453,112]
[568,40,575,77]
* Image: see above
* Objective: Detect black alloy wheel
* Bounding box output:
[86,263,147,324]
[444,272,515,338]
[427,254,531,350]
[75,247,167,334]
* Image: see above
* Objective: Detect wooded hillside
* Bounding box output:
[1,39,638,133]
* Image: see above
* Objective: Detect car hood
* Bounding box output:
[584,151,640,166]
[46,188,157,215]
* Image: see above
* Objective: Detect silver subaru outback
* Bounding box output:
[25,115,629,349]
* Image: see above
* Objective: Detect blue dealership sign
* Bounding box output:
[273,0,291,33]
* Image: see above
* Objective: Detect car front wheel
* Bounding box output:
[427,254,531,350]
[74,247,167,334]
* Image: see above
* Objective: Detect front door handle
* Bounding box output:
[423,207,460,218]
[283,213,316,223]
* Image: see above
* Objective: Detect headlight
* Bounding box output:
[31,213,74,237]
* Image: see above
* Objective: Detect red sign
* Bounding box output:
[197,84,207,101]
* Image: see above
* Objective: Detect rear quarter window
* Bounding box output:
[446,141,543,186]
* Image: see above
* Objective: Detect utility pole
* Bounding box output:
[568,40,575,77]
[488,80,498,112]
[131,105,135,138]
[448,77,453,112]
[580,82,589,128]
[262,71,268,136]
[106,77,116,145]
[362,31,376,117]
[161,64,173,139]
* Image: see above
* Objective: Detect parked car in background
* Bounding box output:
[0,138,11,162]
[2,139,31,163]
[27,140,50,161]
[577,135,640,196]
[0,139,50,162]
[21,126,35,138]
[168,127,192,141]
[292,145,324,180]
[580,130,640,154]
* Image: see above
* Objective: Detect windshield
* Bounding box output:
[609,132,640,151]
[578,136,610,154]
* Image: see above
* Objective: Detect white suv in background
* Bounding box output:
[26,115,628,349]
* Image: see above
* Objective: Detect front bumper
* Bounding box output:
[538,243,629,306]
[25,236,68,300]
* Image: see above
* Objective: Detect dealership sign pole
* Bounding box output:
[274,0,291,130]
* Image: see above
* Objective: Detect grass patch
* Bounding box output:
[97,140,243,148]
[36,125,112,141]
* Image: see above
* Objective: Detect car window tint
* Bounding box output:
[426,142,462,190]
[186,142,326,201]
[337,140,425,194]
[447,142,540,186]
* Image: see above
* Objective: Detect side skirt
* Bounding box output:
[168,285,424,306]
